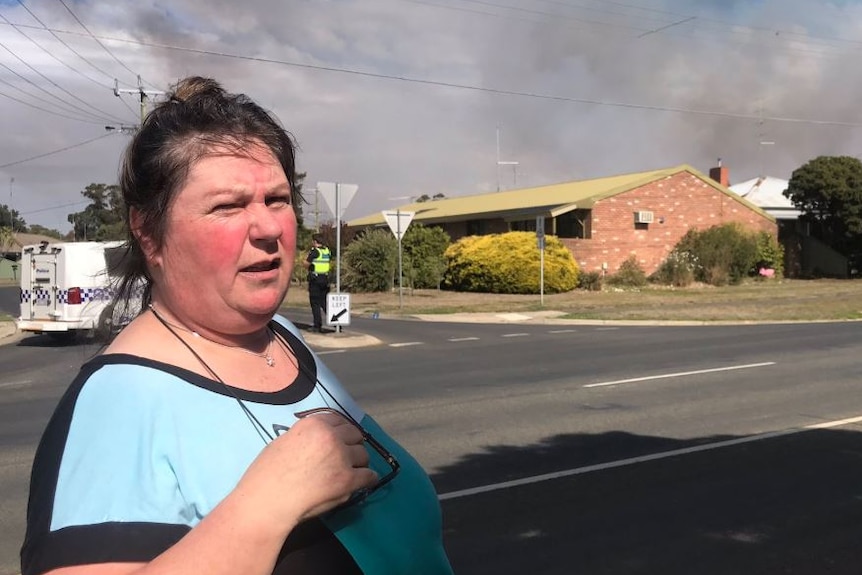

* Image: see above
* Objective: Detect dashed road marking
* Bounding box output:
[501,333,530,338]
[389,342,424,348]
[582,362,775,389]
[448,337,480,342]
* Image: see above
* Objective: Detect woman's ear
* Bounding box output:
[129,207,160,266]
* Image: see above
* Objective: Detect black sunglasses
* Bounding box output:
[272,407,400,509]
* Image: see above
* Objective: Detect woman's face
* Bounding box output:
[149,145,297,333]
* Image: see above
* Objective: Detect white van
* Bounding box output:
[17,240,134,340]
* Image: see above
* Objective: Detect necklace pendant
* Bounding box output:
[265,356,275,368]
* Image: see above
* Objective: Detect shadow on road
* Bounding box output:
[433,427,862,575]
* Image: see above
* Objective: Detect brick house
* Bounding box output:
[348,164,776,275]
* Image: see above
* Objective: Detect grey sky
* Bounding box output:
[2,0,862,232]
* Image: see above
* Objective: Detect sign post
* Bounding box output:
[316,182,358,294]
[382,210,415,308]
[537,216,545,306]
[318,181,358,332]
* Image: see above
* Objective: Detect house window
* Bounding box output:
[557,209,591,239]
[510,219,537,232]
[466,219,488,236]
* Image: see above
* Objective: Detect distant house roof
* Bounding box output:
[729,176,801,219]
[0,232,65,254]
[348,164,772,227]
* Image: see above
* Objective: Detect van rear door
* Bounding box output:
[25,250,59,321]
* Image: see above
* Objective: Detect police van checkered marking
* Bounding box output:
[22,287,116,305]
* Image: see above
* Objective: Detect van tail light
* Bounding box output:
[67,287,82,305]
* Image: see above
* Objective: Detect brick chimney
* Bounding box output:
[709,158,729,187]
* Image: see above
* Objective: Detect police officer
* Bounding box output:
[305,234,331,332]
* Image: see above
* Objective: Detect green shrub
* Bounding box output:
[578,270,603,291]
[402,224,451,289]
[755,230,784,278]
[341,229,397,292]
[676,223,758,286]
[442,231,578,293]
[649,250,698,287]
[606,255,647,288]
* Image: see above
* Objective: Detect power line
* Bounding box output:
[11,0,136,89]
[0,83,107,123]
[0,132,114,169]
[0,15,138,123]
[0,39,123,123]
[0,10,139,121]
[0,11,111,90]
[0,67,105,122]
[3,19,862,128]
[57,0,159,91]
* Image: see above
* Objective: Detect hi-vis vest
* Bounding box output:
[311,246,331,274]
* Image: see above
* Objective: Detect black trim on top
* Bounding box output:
[82,320,318,405]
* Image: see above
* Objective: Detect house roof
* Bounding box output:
[0,232,66,254]
[348,164,772,227]
[729,176,801,219]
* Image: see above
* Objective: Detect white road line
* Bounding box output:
[438,414,862,501]
[0,380,32,389]
[582,362,776,389]
[389,342,424,348]
[448,337,479,342]
[548,329,577,334]
[502,333,530,338]
[596,327,619,331]
[316,350,346,356]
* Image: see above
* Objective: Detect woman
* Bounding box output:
[21,77,454,575]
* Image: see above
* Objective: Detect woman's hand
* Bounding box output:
[234,410,378,531]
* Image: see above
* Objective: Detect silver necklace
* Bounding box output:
[148,304,276,367]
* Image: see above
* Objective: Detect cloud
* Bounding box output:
[3,0,862,231]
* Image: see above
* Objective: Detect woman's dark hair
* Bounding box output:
[112,76,300,318]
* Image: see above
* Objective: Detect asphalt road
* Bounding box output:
[2,318,862,574]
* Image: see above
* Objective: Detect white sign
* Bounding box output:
[326,293,351,327]
[381,210,415,241]
[536,216,545,237]
[317,182,358,219]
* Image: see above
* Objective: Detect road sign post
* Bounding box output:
[382,210,415,308]
[317,182,358,295]
[537,216,545,306]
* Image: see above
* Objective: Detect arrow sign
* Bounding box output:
[326,293,351,327]
[330,308,348,322]
[317,182,358,219]
[382,210,415,241]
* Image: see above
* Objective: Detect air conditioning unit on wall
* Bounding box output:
[634,210,654,224]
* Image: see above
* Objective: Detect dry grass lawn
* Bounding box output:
[282,278,862,322]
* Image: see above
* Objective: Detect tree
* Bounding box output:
[67,184,125,241]
[785,156,862,255]
[294,171,307,228]
[26,224,64,239]
[0,204,26,232]
[402,224,451,289]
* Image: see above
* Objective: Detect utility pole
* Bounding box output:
[114,76,165,123]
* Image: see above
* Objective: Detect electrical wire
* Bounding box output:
[0,132,115,169]
[0,40,123,123]
[57,0,160,91]
[13,0,135,89]
[2,17,858,128]
[0,85,107,123]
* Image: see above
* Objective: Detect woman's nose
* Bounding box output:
[249,204,284,240]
